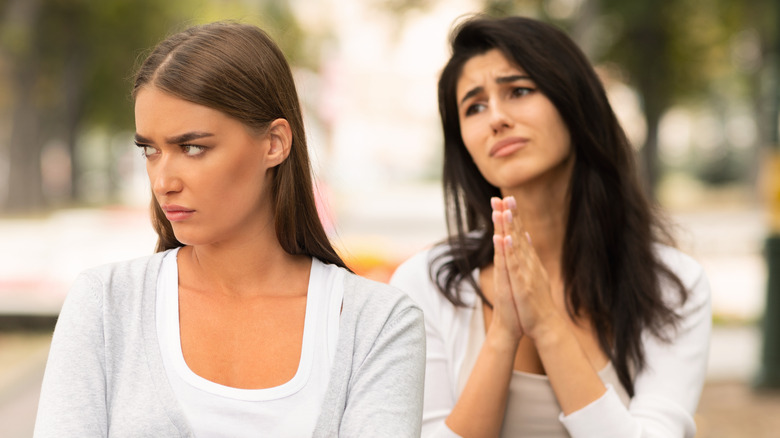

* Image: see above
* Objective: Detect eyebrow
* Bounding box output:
[134,131,214,144]
[458,74,532,107]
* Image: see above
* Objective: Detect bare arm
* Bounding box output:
[444,198,524,438]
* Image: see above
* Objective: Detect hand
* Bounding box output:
[489,197,523,343]
[494,197,559,341]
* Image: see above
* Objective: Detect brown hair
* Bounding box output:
[434,16,688,396]
[133,21,346,269]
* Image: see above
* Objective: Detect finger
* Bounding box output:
[492,197,506,239]
[503,234,526,297]
[503,209,533,261]
[503,209,530,260]
[503,196,516,211]
[493,210,505,238]
[491,197,504,212]
[493,233,522,337]
[493,234,512,293]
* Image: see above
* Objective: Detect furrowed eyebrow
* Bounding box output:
[133,132,214,145]
[134,133,152,144]
[458,75,532,107]
[459,87,483,107]
[166,132,214,144]
[496,74,531,84]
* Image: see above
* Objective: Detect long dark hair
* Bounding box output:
[133,21,346,269]
[434,15,688,396]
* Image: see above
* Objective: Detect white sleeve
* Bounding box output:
[390,252,464,438]
[560,250,712,438]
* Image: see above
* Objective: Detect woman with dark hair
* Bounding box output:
[391,15,711,437]
[35,22,425,437]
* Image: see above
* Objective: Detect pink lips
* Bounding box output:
[161,204,195,222]
[489,137,528,157]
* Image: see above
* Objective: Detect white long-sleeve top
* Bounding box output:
[390,243,712,438]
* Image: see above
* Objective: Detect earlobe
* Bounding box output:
[266,118,292,167]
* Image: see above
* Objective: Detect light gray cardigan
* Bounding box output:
[34,250,425,437]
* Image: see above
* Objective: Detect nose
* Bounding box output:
[488,101,513,134]
[149,155,183,198]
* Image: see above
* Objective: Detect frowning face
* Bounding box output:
[134,86,285,247]
[456,49,573,192]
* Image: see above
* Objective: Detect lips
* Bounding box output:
[489,137,528,158]
[161,204,195,222]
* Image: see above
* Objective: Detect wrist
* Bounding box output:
[485,319,521,353]
[529,313,569,350]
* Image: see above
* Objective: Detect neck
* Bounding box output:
[181,216,310,298]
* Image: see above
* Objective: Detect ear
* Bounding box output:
[265,118,292,167]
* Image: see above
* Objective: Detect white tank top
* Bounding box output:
[155,248,344,437]
[458,297,631,437]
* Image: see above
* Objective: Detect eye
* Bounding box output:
[464,102,486,117]
[135,143,157,159]
[511,87,534,98]
[182,144,206,157]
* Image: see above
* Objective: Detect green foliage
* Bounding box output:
[22,0,192,131]
[0,0,314,209]
[482,0,538,17]
[6,0,314,132]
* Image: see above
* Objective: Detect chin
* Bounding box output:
[170,229,205,247]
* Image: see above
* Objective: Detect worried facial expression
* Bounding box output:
[134,86,288,247]
[456,49,573,191]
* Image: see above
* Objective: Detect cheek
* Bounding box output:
[223,154,268,200]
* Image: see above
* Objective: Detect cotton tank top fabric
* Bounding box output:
[156,248,345,437]
[457,297,631,437]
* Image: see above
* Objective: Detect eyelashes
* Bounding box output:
[135,143,154,159]
[181,145,206,157]
[134,143,207,159]
[462,86,536,117]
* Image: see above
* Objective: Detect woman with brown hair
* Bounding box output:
[35,22,424,437]
[391,15,711,437]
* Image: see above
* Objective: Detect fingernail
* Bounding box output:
[505,196,516,210]
[491,197,501,210]
[525,232,532,244]
[505,235,513,247]
[492,211,501,223]
[504,210,512,222]
[493,234,502,246]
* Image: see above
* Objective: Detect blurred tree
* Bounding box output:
[0,0,311,214]
[754,0,780,390]
[596,0,747,196]
[0,0,189,213]
[748,0,780,156]
[1,0,45,212]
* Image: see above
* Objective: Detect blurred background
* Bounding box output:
[1,0,779,436]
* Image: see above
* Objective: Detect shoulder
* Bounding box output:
[390,244,478,317]
[66,251,170,309]
[80,251,167,282]
[653,244,711,313]
[343,270,423,325]
[337,269,425,360]
[654,244,705,285]
[390,243,454,284]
